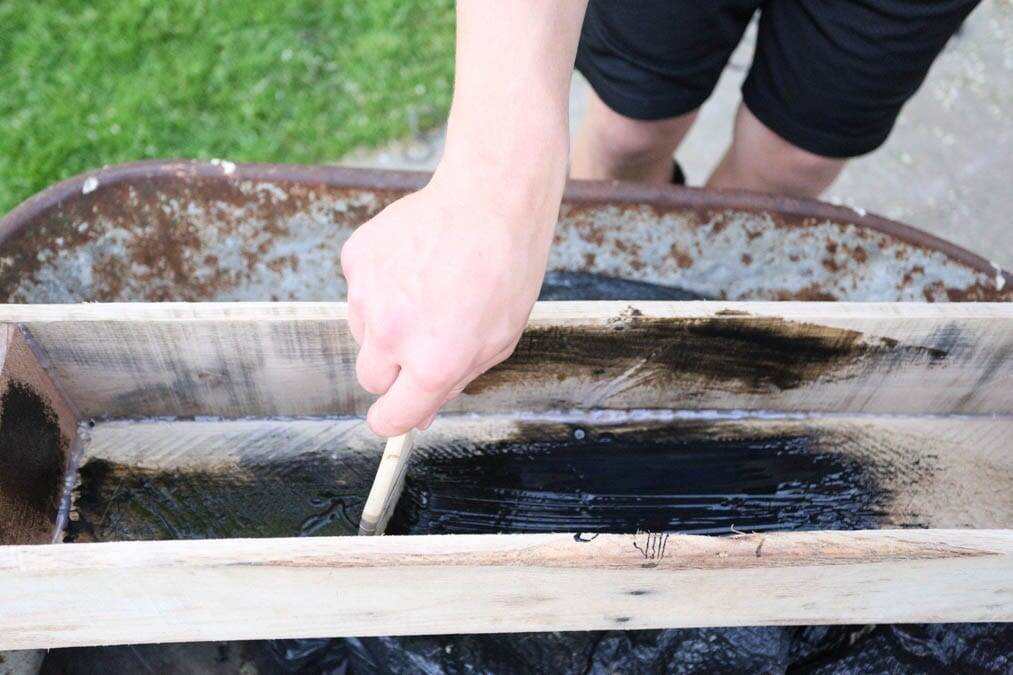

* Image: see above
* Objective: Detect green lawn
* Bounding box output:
[0,0,455,215]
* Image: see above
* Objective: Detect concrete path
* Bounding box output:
[345,0,1012,269]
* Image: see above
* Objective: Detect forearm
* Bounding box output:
[438,0,588,207]
[343,1,590,437]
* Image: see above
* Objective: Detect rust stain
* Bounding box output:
[901,265,927,288]
[774,284,838,301]
[0,173,395,301]
[670,244,694,269]
[2,161,1011,304]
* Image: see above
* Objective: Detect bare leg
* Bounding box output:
[707,103,845,198]
[571,89,697,183]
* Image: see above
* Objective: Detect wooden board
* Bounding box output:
[78,413,1013,531]
[0,323,79,545]
[1,529,1011,649]
[0,301,1010,418]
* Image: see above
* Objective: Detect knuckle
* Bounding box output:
[355,364,387,395]
[369,316,402,347]
[346,293,366,326]
[339,239,360,276]
[345,292,360,316]
[360,380,387,397]
[492,347,514,367]
[443,382,468,403]
[406,359,458,394]
[492,339,518,364]
[346,284,366,308]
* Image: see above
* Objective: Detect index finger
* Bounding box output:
[366,369,451,437]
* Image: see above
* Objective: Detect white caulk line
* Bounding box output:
[53,430,87,543]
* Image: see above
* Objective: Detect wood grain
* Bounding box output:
[0,301,1010,418]
[1,529,1010,649]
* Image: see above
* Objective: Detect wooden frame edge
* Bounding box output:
[1,529,1010,649]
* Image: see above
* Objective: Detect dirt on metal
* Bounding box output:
[0,161,1009,304]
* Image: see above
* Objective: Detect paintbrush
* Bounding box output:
[358,430,417,536]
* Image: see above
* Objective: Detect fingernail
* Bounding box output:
[366,406,384,434]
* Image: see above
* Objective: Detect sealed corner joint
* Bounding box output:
[0,324,78,547]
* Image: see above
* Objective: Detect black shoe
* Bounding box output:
[671,160,686,186]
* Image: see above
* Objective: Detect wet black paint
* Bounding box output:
[474,271,949,398]
[67,450,376,542]
[389,428,881,536]
[0,381,67,544]
[69,425,883,543]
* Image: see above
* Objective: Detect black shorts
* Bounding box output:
[575,0,979,158]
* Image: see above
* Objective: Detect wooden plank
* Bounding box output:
[1,529,1010,649]
[2,301,1011,418]
[0,324,79,545]
[77,413,1012,533]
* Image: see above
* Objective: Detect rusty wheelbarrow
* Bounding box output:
[0,159,1009,304]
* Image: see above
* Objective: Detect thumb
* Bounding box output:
[367,370,447,437]
[355,338,400,395]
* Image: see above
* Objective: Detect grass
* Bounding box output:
[0,0,456,215]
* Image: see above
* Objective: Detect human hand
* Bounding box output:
[341,149,566,436]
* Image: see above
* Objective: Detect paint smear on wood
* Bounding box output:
[0,382,68,544]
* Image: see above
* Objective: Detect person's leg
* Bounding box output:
[570,91,697,183]
[572,0,759,183]
[707,104,844,197]
[710,0,980,198]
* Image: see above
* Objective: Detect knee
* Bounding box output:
[724,105,846,197]
[589,106,687,165]
[597,121,667,161]
[760,144,844,193]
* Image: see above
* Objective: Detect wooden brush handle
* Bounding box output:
[359,430,417,536]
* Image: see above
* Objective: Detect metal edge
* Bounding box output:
[1,159,1008,286]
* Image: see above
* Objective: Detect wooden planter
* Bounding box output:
[1,164,1010,652]
[1,300,1011,649]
